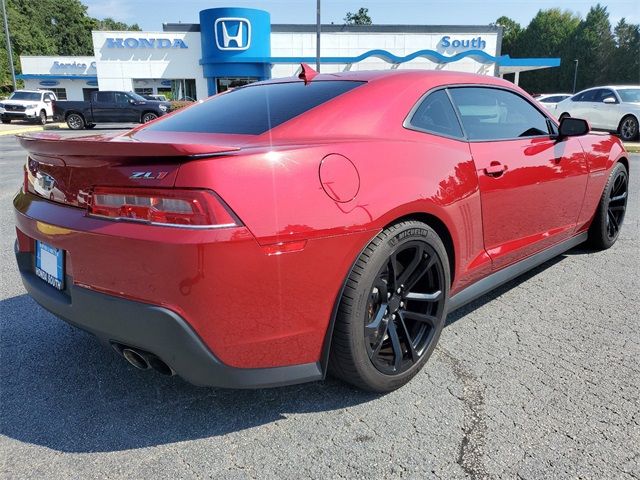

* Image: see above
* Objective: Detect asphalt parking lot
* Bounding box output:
[0,130,638,479]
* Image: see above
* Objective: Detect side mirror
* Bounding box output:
[559,117,590,137]
[603,97,616,104]
[44,98,52,103]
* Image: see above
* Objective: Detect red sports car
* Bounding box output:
[14,69,629,392]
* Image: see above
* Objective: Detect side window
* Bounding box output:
[598,89,617,103]
[580,90,599,102]
[408,89,464,138]
[115,92,130,105]
[449,87,550,141]
[95,92,114,103]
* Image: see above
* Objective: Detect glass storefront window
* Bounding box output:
[216,77,259,93]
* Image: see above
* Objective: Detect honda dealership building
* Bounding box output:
[17,7,560,101]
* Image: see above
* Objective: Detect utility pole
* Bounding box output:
[572,59,579,93]
[1,0,16,90]
[315,0,321,72]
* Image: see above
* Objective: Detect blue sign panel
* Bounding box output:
[39,80,59,87]
[199,8,271,95]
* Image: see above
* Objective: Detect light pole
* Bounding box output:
[1,0,16,90]
[315,0,321,72]
[572,59,579,93]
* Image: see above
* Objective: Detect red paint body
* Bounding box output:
[13,71,627,370]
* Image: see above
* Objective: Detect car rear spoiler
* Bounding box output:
[16,132,241,158]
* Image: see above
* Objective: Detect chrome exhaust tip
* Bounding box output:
[122,348,150,370]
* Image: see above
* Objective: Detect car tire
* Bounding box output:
[38,110,47,126]
[66,113,85,130]
[1,118,10,124]
[329,221,450,392]
[618,115,638,142]
[588,162,628,250]
[559,112,570,121]
[142,112,158,123]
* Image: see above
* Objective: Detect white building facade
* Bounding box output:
[19,7,559,101]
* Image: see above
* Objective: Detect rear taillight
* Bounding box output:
[88,187,241,228]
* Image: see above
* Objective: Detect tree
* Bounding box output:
[613,18,640,83]
[0,0,140,90]
[512,8,581,93]
[93,17,141,31]
[494,16,522,55]
[568,4,616,90]
[344,7,372,25]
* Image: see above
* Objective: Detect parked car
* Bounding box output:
[53,91,171,130]
[0,89,57,125]
[555,85,640,141]
[14,69,629,392]
[142,94,168,101]
[535,93,571,111]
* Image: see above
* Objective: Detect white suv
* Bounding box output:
[0,90,57,125]
[555,85,640,141]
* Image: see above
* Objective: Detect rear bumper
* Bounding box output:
[15,247,323,388]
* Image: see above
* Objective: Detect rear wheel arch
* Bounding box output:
[319,211,456,377]
[383,212,456,286]
[618,156,629,173]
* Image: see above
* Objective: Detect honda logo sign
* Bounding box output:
[214,18,251,50]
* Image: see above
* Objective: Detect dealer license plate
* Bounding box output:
[35,241,64,290]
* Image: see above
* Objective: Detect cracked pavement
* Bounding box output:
[1,131,638,479]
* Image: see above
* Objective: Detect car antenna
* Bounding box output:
[298,63,318,84]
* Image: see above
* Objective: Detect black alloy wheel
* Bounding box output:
[329,221,450,392]
[605,167,628,241]
[588,162,628,250]
[365,241,445,375]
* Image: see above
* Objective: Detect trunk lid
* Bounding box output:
[19,132,244,208]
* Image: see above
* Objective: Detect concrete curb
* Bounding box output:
[0,126,44,136]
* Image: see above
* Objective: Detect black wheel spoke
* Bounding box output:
[387,321,403,371]
[609,205,625,213]
[397,317,418,363]
[608,210,619,232]
[365,303,388,341]
[402,310,438,327]
[405,290,442,302]
[397,245,425,288]
[610,191,627,203]
[388,255,399,291]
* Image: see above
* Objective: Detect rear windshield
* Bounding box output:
[144,80,364,135]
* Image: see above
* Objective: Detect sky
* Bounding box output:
[83,0,640,31]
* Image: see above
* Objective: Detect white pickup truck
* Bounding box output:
[0,90,57,125]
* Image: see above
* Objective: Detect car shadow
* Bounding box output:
[0,248,576,454]
[0,294,379,454]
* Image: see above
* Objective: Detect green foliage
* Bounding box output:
[0,0,139,90]
[344,7,372,26]
[497,4,639,93]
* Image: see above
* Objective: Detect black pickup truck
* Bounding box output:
[53,91,171,130]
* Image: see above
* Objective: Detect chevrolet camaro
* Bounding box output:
[13,68,630,392]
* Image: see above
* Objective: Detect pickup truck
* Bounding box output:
[53,91,171,130]
[0,90,57,125]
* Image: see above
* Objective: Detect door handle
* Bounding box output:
[484,162,507,177]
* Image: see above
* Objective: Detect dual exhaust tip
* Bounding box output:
[114,344,174,376]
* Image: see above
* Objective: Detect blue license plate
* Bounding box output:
[35,241,64,290]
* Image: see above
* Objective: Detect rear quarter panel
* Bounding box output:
[175,133,488,296]
[575,133,627,232]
